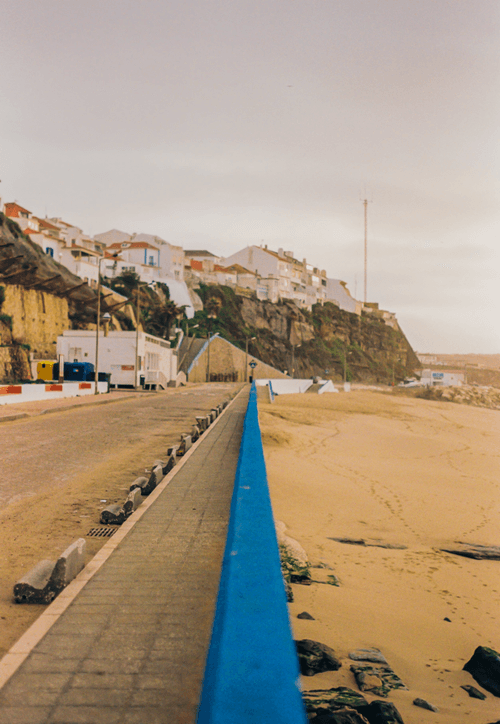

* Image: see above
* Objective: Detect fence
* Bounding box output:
[197,383,307,724]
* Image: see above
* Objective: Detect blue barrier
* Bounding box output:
[197,383,307,724]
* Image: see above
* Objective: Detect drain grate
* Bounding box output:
[86,527,117,538]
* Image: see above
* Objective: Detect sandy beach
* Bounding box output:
[260,390,500,724]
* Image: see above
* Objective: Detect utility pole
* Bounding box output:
[363,198,368,304]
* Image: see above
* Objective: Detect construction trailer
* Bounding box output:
[57,330,177,389]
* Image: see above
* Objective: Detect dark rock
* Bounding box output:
[349,649,388,665]
[461,684,486,699]
[463,646,500,697]
[284,579,293,602]
[297,611,315,620]
[364,701,405,724]
[350,664,407,697]
[441,544,500,560]
[303,686,368,717]
[290,571,312,585]
[443,617,451,622]
[311,708,370,724]
[296,639,342,676]
[413,698,438,712]
[329,537,366,546]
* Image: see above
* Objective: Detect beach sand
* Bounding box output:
[260,390,500,724]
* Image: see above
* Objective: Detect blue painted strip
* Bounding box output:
[197,383,307,724]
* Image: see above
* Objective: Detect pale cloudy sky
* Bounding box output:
[1,0,499,353]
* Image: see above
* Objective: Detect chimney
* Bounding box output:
[278,247,284,257]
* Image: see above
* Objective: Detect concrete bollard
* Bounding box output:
[123,487,142,517]
[167,445,179,457]
[144,463,164,494]
[210,409,217,421]
[162,453,176,474]
[14,539,87,604]
[191,424,200,442]
[130,476,149,493]
[178,434,192,456]
[206,413,212,427]
[196,416,207,432]
[14,560,58,604]
[100,504,126,525]
[50,538,86,590]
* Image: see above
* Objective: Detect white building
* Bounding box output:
[95,230,185,281]
[222,245,328,308]
[325,279,362,315]
[57,330,178,389]
[420,369,465,387]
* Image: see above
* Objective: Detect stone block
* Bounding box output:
[100,504,126,525]
[129,476,148,493]
[195,416,207,431]
[191,424,200,442]
[167,445,179,457]
[178,434,192,456]
[50,538,86,590]
[162,454,176,474]
[14,560,57,604]
[123,488,142,516]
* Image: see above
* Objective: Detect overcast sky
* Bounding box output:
[1,0,499,353]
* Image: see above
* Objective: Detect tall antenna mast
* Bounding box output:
[360,194,372,303]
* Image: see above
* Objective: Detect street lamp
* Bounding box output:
[94,257,106,395]
[206,312,217,383]
[135,281,155,389]
[245,336,256,382]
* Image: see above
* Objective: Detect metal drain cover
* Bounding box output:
[87,527,116,538]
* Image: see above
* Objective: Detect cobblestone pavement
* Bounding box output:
[0,388,249,723]
[0,384,241,510]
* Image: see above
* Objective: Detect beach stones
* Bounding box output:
[297,611,315,620]
[463,646,500,697]
[349,649,388,665]
[441,543,500,560]
[461,684,487,699]
[302,688,405,724]
[295,639,342,676]
[303,687,368,718]
[350,664,407,697]
[310,709,370,724]
[365,701,404,723]
[413,698,438,712]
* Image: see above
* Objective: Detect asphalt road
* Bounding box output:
[0,384,241,510]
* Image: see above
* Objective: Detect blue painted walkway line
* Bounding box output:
[197,383,307,724]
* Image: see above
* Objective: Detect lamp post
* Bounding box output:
[206,312,217,383]
[135,281,155,390]
[245,336,256,382]
[94,257,106,395]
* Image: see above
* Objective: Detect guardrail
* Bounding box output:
[197,383,307,724]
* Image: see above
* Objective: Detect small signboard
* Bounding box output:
[249,361,257,369]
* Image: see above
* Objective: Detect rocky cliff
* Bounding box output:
[193,284,419,383]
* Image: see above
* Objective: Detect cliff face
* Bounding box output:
[194,285,419,383]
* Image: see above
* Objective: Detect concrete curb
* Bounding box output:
[0,386,246,691]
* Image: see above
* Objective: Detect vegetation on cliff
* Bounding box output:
[190,283,418,383]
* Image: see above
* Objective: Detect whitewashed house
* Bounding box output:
[57,330,178,389]
[325,279,362,315]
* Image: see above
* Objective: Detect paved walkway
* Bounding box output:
[0,388,249,724]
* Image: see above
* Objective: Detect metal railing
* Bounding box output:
[143,369,168,390]
[197,383,307,724]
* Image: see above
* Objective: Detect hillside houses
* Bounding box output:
[2,198,366,317]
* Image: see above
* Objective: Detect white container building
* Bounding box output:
[57,330,178,389]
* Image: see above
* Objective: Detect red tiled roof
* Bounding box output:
[225,263,255,275]
[190,259,203,271]
[108,241,159,251]
[34,217,60,231]
[4,202,31,217]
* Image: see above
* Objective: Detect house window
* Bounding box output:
[45,247,54,257]
[148,256,155,266]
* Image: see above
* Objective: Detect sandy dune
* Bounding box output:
[260,390,500,724]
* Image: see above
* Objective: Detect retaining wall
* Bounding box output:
[0,381,109,405]
[197,383,307,724]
